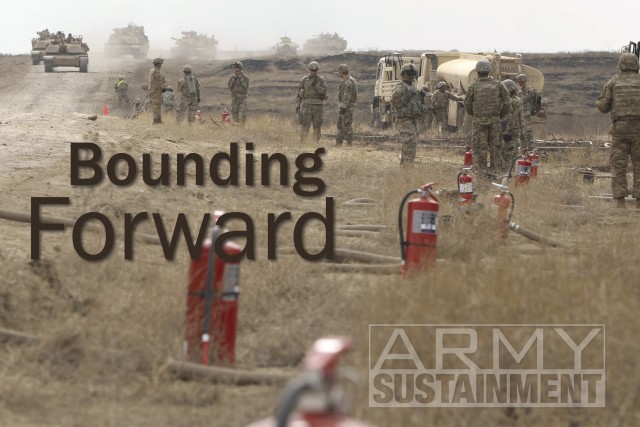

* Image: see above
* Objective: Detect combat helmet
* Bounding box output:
[118,75,124,80]
[618,53,640,71]
[183,65,192,74]
[475,60,491,74]
[308,61,320,71]
[166,86,173,91]
[515,73,528,83]
[337,64,349,73]
[502,79,517,94]
[152,57,164,66]
[234,61,244,69]
[437,81,447,89]
[421,85,430,92]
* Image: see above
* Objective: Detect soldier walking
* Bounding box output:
[515,74,536,150]
[500,79,524,171]
[228,61,249,126]
[148,58,166,124]
[336,64,357,146]
[114,75,130,109]
[391,63,423,165]
[432,81,463,134]
[297,61,327,143]
[176,65,200,123]
[463,60,511,173]
[597,53,640,209]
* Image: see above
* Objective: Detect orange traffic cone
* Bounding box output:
[103,104,109,116]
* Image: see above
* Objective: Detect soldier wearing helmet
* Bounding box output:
[297,61,328,143]
[176,64,201,124]
[162,86,175,114]
[336,64,358,146]
[390,62,423,164]
[432,80,463,135]
[515,73,536,150]
[463,60,511,173]
[228,61,250,127]
[148,57,166,124]
[500,79,525,169]
[420,85,434,132]
[114,75,130,109]
[597,52,640,209]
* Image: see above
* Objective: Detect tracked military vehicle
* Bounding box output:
[31,29,55,65]
[302,33,347,55]
[171,31,218,59]
[104,24,149,59]
[43,34,90,73]
[275,36,298,56]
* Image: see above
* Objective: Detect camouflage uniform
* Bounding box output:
[516,77,536,150]
[502,92,524,170]
[464,65,511,173]
[228,62,249,126]
[432,85,462,133]
[176,66,200,123]
[420,87,433,133]
[162,88,175,113]
[114,77,130,108]
[391,81,423,164]
[148,58,166,124]
[596,53,640,205]
[127,98,144,120]
[297,62,327,143]
[336,64,358,145]
[141,84,152,111]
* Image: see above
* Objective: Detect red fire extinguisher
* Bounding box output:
[246,336,376,427]
[515,156,532,186]
[458,167,473,204]
[222,109,232,124]
[491,183,515,239]
[528,150,540,178]
[463,146,473,167]
[398,182,439,275]
[185,211,242,366]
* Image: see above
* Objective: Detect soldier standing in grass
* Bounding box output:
[228,61,249,126]
[114,75,130,109]
[596,53,640,210]
[432,81,463,134]
[297,61,327,144]
[148,57,166,124]
[391,63,423,165]
[420,85,433,133]
[515,73,536,150]
[500,79,524,171]
[176,65,200,124]
[336,64,357,146]
[464,60,511,173]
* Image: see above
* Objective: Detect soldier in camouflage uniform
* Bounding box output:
[464,61,511,173]
[148,58,166,124]
[228,61,249,126]
[515,74,535,150]
[176,65,201,124]
[391,63,424,165]
[127,98,144,120]
[114,75,130,109]
[596,53,640,209]
[420,85,433,133]
[162,86,175,114]
[336,64,358,145]
[141,83,152,112]
[500,79,524,171]
[432,81,463,134]
[297,61,327,143]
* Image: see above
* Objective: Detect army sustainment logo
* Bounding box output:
[369,324,605,408]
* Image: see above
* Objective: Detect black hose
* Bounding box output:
[507,155,523,182]
[506,192,515,222]
[398,189,420,261]
[275,375,315,427]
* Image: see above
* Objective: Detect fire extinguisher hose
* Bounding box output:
[274,374,316,427]
[398,189,420,261]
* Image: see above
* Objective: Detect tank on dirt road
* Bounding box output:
[275,36,298,56]
[171,31,218,60]
[302,32,347,55]
[104,24,149,59]
[31,29,55,65]
[43,34,90,73]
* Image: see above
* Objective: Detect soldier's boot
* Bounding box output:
[152,118,163,125]
[346,138,352,146]
[615,198,626,209]
[335,139,343,146]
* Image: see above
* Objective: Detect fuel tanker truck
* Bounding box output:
[371,51,547,135]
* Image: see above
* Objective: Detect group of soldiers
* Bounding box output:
[392,61,538,169]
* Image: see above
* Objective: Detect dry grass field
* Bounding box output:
[0,50,638,427]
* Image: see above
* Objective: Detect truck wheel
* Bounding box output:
[79,57,88,73]
[44,61,53,73]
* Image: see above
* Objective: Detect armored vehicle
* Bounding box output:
[31,29,55,65]
[302,33,347,55]
[171,31,218,59]
[275,36,298,56]
[104,24,149,59]
[43,34,90,73]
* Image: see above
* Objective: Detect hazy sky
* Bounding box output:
[2,0,636,55]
